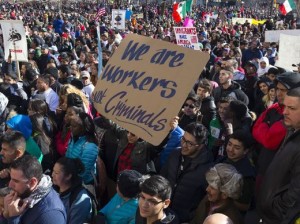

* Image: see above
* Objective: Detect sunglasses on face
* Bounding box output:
[183,103,196,109]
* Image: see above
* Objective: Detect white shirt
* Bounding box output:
[83,83,95,100]
[34,88,59,112]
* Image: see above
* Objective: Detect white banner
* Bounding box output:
[265,29,300,42]
[173,27,200,50]
[232,18,252,25]
[111,10,126,30]
[0,20,28,62]
[276,34,300,72]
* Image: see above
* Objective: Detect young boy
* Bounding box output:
[135,175,179,224]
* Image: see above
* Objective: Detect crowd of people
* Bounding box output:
[0,0,298,224]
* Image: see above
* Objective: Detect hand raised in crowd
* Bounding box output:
[169,116,179,130]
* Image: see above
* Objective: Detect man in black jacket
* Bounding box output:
[161,122,213,223]
[258,86,300,224]
[212,67,249,106]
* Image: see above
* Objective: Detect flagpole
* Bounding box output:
[13,41,21,81]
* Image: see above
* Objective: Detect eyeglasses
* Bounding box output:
[203,49,210,52]
[138,194,164,207]
[81,77,88,80]
[181,136,199,148]
[183,103,196,109]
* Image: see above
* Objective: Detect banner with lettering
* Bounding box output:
[173,27,200,50]
[92,34,209,145]
[0,20,28,61]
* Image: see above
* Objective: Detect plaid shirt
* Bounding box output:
[117,143,134,173]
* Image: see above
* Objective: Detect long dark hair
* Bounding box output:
[56,157,84,186]
[78,112,98,145]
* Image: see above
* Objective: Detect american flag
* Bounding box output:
[95,7,106,21]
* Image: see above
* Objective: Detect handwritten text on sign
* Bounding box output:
[93,34,209,145]
[174,27,200,50]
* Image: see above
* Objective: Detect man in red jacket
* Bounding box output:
[252,72,300,192]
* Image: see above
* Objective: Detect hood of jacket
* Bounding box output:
[6,115,32,139]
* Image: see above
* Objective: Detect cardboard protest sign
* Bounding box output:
[92,34,209,145]
[174,27,200,50]
[0,20,28,61]
[276,34,300,72]
[265,29,300,42]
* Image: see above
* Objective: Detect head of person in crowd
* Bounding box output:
[226,130,254,162]
[4,71,18,85]
[203,213,233,224]
[138,175,176,223]
[275,72,300,105]
[0,131,26,164]
[244,61,257,77]
[60,52,69,65]
[228,100,248,122]
[90,62,98,86]
[249,40,259,50]
[217,97,233,123]
[69,112,97,144]
[219,67,234,88]
[8,155,45,200]
[59,84,88,112]
[197,79,213,101]
[20,62,33,77]
[266,67,280,81]
[64,104,85,127]
[59,64,72,79]
[27,98,49,116]
[117,170,143,200]
[239,40,248,51]
[52,157,84,193]
[79,51,87,64]
[41,44,49,55]
[44,67,59,85]
[24,68,39,85]
[257,77,272,96]
[80,71,91,87]
[102,50,111,67]
[180,122,208,158]
[283,87,300,130]
[205,163,243,206]
[87,51,98,64]
[36,74,51,93]
[203,43,211,54]
[182,94,201,117]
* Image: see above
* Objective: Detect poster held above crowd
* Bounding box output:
[92,34,209,145]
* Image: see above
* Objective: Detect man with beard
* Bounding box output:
[3,155,66,223]
[0,131,26,188]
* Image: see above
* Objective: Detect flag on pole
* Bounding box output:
[186,0,193,12]
[95,7,106,22]
[172,1,187,23]
[279,0,296,15]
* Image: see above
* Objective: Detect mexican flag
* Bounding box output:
[172,1,187,23]
[186,0,193,12]
[279,0,296,15]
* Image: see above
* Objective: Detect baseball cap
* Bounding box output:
[81,71,90,79]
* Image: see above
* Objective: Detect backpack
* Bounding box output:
[69,184,99,223]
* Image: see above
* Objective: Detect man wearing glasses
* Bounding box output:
[136,175,179,224]
[161,122,213,223]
